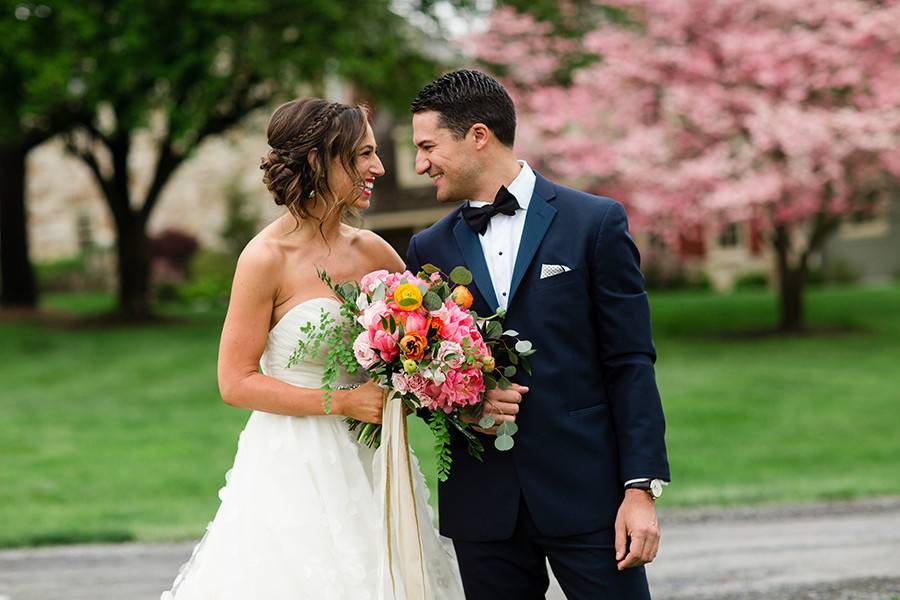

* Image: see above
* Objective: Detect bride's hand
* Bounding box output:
[337,381,384,424]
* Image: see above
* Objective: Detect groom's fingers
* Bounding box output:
[617,534,646,570]
[615,520,627,561]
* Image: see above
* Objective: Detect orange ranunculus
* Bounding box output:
[393,283,423,312]
[481,356,496,373]
[399,332,427,361]
[451,285,474,309]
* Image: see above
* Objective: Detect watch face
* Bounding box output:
[650,479,664,498]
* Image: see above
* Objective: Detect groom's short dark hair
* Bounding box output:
[411,69,516,148]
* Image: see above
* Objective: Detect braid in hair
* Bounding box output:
[259,98,368,237]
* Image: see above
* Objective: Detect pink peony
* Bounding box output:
[360,270,390,293]
[358,300,388,330]
[353,331,379,369]
[431,300,475,343]
[422,366,485,413]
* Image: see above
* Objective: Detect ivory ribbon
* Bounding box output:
[379,388,429,599]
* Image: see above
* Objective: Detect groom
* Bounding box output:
[405,69,670,599]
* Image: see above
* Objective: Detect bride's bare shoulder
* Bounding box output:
[346,225,405,272]
[236,221,288,281]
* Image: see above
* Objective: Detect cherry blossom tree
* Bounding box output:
[473,0,900,331]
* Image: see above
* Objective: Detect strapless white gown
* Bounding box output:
[161,298,464,599]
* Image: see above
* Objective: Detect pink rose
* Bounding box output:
[391,372,410,393]
[353,331,379,369]
[436,341,465,369]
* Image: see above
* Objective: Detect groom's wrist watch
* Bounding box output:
[625,478,664,500]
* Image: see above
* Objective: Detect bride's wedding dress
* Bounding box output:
[161,298,464,599]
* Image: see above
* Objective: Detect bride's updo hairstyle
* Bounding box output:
[260,98,368,233]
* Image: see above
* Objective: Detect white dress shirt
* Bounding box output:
[467,160,536,311]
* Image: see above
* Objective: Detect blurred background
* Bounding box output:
[1,0,899,597]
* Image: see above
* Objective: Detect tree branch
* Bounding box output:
[139,133,181,222]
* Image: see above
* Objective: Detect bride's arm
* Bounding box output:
[216,241,383,422]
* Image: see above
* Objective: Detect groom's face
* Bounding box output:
[412,110,481,204]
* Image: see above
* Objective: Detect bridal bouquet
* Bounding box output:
[287,265,535,480]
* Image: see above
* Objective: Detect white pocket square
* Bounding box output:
[540,264,572,279]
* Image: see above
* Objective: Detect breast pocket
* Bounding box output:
[534,268,582,295]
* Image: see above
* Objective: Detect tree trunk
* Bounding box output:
[773,225,806,333]
[113,207,153,320]
[0,144,38,308]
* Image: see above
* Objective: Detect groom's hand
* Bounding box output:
[465,384,528,435]
[615,489,660,570]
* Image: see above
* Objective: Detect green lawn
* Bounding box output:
[1,285,899,547]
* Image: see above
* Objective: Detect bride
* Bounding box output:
[161,98,464,599]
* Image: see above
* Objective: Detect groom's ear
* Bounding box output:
[469,123,491,150]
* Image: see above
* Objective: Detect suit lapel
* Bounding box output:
[452,217,500,312]
[508,175,557,306]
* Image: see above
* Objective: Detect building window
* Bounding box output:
[718,223,740,248]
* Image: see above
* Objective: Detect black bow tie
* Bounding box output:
[461,186,521,235]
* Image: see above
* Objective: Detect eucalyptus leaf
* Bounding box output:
[497,421,518,436]
[520,356,533,376]
[515,340,533,353]
[494,435,514,451]
[478,415,496,428]
[422,263,440,274]
[503,365,517,378]
[373,282,386,302]
[486,321,503,340]
[503,329,519,337]
[450,266,473,285]
[423,291,443,311]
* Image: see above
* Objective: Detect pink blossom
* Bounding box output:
[430,301,474,343]
[422,367,485,413]
[472,0,900,243]
[357,300,388,330]
[369,328,398,362]
[391,372,430,405]
[436,341,465,369]
[353,331,379,369]
[403,311,429,336]
[360,270,390,293]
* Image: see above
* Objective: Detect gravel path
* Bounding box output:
[1,498,898,600]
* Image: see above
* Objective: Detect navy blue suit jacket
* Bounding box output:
[406,173,670,542]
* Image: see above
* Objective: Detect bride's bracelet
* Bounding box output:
[333,384,361,391]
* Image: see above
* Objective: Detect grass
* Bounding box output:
[1,285,899,547]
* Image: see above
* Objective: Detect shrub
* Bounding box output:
[734,271,769,291]
[149,229,200,277]
[176,249,236,307]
